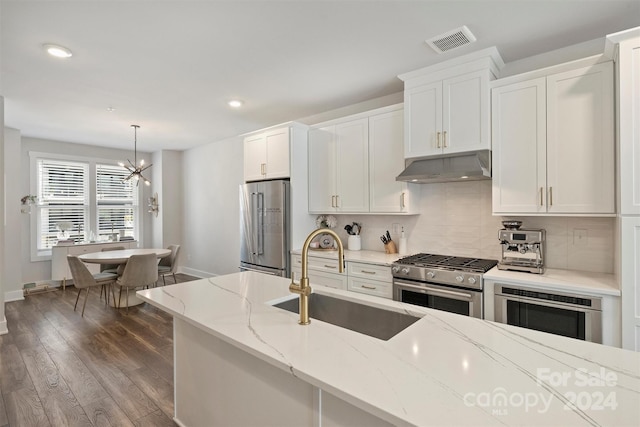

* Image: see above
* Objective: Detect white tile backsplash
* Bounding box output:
[330,180,614,274]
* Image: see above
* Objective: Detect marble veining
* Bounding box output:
[138,272,640,426]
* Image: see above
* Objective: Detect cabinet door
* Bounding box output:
[404,82,442,158]
[308,126,337,213]
[492,78,547,214]
[546,62,614,214]
[335,118,369,212]
[243,134,266,182]
[619,41,640,214]
[264,127,290,179]
[369,109,408,212]
[443,70,490,154]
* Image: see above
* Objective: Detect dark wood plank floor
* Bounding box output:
[0,274,199,427]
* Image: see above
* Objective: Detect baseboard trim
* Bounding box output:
[178,266,216,279]
[5,289,25,302]
[0,316,8,335]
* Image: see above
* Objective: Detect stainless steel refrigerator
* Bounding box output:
[239,180,290,277]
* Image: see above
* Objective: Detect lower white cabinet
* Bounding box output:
[346,261,393,299]
[291,254,347,290]
[52,241,137,284]
[291,254,393,297]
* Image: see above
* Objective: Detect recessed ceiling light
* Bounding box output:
[228,99,243,108]
[43,43,73,58]
[107,106,116,112]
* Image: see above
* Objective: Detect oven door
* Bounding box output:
[393,279,483,318]
[494,285,602,343]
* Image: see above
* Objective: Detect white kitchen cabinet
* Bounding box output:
[347,261,393,299]
[308,118,369,213]
[291,254,347,290]
[400,48,502,159]
[492,61,615,215]
[607,27,640,351]
[404,70,490,158]
[309,104,416,215]
[243,126,290,182]
[369,109,413,213]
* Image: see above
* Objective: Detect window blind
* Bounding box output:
[36,159,89,249]
[96,164,137,238]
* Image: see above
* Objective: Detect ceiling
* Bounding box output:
[2,1,639,152]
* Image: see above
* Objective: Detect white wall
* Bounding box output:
[4,127,22,300]
[20,136,153,284]
[0,97,6,334]
[181,135,243,277]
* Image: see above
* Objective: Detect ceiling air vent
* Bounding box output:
[426,26,476,54]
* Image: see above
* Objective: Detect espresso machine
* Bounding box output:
[497,221,545,274]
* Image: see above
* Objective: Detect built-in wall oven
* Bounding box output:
[392,254,498,319]
[494,284,602,343]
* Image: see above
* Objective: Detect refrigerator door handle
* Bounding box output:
[256,192,264,255]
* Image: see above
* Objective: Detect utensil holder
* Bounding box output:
[384,240,398,254]
[348,235,361,251]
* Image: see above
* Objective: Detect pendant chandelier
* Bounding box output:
[119,124,151,186]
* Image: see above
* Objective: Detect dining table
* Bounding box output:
[78,248,172,307]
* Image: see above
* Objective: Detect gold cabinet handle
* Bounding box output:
[335,195,340,208]
[549,187,553,206]
[361,285,376,290]
[360,270,376,275]
[324,264,337,269]
[260,163,266,175]
[443,131,448,148]
[436,132,441,148]
[331,195,335,208]
[401,192,406,209]
[540,187,544,206]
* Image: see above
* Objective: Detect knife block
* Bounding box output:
[384,240,398,254]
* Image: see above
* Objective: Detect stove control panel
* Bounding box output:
[391,264,484,290]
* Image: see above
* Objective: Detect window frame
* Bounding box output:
[29,152,143,261]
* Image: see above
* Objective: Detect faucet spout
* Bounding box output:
[290,228,344,325]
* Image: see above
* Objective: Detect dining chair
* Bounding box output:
[67,255,116,316]
[99,246,125,300]
[114,253,158,313]
[158,244,180,286]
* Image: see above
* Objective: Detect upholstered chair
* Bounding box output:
[67,255,116,316]
[158,244,180,286]
[114,253,158,313]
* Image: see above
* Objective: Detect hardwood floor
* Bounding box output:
[0,274,199,427]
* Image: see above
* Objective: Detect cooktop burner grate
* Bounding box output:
[396,253,498,273]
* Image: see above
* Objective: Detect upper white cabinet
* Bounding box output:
[244,126,291,181]
[400,48,503,159]
[308,118,369,212]
[492,61,615,215]
[369,109,412,213]
[308,105,416,214]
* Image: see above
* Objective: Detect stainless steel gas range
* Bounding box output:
[392,254,498,319]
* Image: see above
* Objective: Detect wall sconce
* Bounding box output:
[148,192,159,217]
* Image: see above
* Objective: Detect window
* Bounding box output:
[36,159,89,250]
[96,164,136,240]
[32,154,140,258]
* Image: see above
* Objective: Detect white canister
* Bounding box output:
[348,235,361,251]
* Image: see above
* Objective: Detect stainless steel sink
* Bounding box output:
[273,293,420,341]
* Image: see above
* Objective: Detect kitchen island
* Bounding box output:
[137,272,640,426]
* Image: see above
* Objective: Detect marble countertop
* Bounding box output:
[484,267,620,296]
[291,248,404,265]
[138,272,639,426]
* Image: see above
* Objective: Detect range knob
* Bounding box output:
[426,271,435,279]
[456,275,464,283]
[391,266,399,274]
[401,267,410,275]
[468,277,477,285]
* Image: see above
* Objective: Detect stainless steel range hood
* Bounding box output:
[396,150,491,184]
